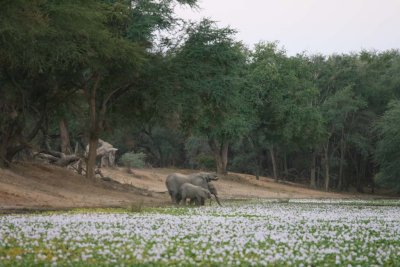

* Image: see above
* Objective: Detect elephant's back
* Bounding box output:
[166,173,190,190]
[189,176,207,188]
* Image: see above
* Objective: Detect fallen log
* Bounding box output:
[36,150,81,167]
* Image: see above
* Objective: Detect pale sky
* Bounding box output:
[175,0,400,55]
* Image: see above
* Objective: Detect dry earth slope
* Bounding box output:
[0,162,386,212]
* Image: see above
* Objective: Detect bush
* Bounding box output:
[196,155,215,170]
[119,152,146,168]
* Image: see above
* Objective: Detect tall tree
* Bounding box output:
[320,86,366,191]
[82,0,197,179]
[375,100,400,192]
[0,0,197,175]
[175,20,251,174]
[248,43,325,181]
[0,0,52,167]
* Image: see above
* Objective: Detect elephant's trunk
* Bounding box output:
[214,194,222,206]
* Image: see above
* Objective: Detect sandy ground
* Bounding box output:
[102,168,370,200]
[0,162,392,212]
[0,163,163,212]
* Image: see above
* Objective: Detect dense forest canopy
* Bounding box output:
[1,0,400,192]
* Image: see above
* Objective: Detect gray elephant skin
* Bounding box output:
[165,172,218,204]
[180,183,212,206]
[189,182,221,206]
[207,182,222,206]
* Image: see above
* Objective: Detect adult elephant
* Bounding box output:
[207,182,222,206]
[165,172,218,204]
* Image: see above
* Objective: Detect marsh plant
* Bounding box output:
[1,200,400,266]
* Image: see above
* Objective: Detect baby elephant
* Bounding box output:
[180,183,212,206]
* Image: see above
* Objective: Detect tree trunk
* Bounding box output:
[357,158,366,193]
[59,118,72,155]
[86,137,98,179]
[255,154,261,180]
[221,142,228,174]
[310,151,317,188]
[338,130,346,191]
[0,118,20,168]
[283,153,288,180]
[269,144,278,180]
[85,75,101,180]
[324,142,330,191]
[0,114,43,167]
[0,146,8,168]
[209,138,229,175]
[0,124,11,167]
[249,136,261,180]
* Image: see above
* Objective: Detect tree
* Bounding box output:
[174,19,251,174]
[0,0,198,176]
[312,54,373,191]
[375,100,400,192]
[320,86,367,191]
[0,0,63,167]
[247,43,325,181]
[82,0,198,179]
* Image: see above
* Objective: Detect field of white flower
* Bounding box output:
[1,199,400,266]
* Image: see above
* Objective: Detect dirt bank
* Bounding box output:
[0,162,391,212]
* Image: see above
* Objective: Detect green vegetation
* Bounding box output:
[1,200,400,266]
[119,152,146,168]
[1,1,400,191]
[375,100,400,191]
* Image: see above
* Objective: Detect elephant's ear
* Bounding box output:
[209,173,218,181]
[200,172,211,182]
[200,172,218,182]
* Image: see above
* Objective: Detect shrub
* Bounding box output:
[196,154,215,170]
[119,152,146,168]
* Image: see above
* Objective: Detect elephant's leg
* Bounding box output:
[200,197,205,206]
[169,192,176,203]
[195,196,202,206]
[180,194,187,205]
[170,191,178,204]
[175,192,182,204]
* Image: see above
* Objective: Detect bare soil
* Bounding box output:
[0,162,392,212]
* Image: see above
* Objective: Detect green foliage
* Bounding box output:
[196,155,215,170]
[239,42,326,179]
[322,86,367,132]
[1,0,400,193]
[0,0,199,168]
[171,19,253,173]
[230,152,258,174]
[127,0,196,44]
[139,126,184,167]
[175,19,251,141]
[0,0,47,72]
[248,43,326,150]
[119,152,146,168]
[375,100,400,191]
[184,136,212,169]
